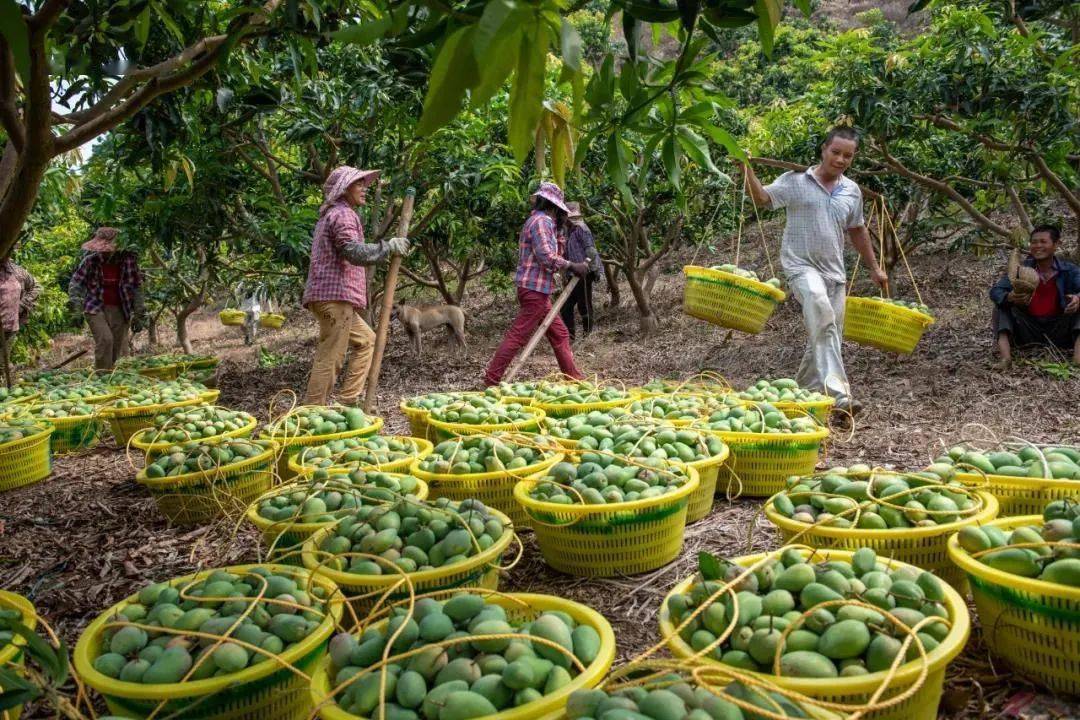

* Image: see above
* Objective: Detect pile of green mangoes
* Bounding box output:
[91,567,329,684]
[116,355,182,371]
[111,385,202,409]
[405,393,483,413]
[268,407,373,438]
[932,444,1080,480]
[0,422,44,444]
[298,436,424,469]
[41,380,115,402]
[532,383,629,407]
[527,455,693,506]
[872,297,932,316]
[738,378,828,404]
[694,401,820,435]
[142,439,272,478]
[25,400,97,419]
[666,548,950,678]
[708,264,783,289]
[313,497,508,575]
[416,436,551,475]
[19,368,94,387]
[495,381,541,399]
[772,468,979,529]
[542,409,632,445]
[640,378,729,396]
[256,472,424,523]
[325,592,602,719]
[567,676,816,720]
[958,497,1080,585]
[627,395,714,422]
[0,386,37,404]
[141,405,254,444]
[429,397,535,426]
[570,423,725,466]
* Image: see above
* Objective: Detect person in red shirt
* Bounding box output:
[990,224,1080,369]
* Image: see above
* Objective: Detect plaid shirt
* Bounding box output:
[766,167,864,284]
[303,200,369,309]
[514,210,568,294]
[0,261,39,332]
[69,251,142,320]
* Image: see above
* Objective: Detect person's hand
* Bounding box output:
[1066,294,1080,314]
[569,262,589,278]
[870,266,889,289]
[1008,290,1032,306]
[385,237,411,256]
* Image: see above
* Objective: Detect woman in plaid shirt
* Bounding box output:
[483,183,589,385]
[68,227,146,370]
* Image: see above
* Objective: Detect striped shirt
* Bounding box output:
[514,210,568,294]
[765,167,865,284]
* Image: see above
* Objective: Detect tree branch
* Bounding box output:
[639,215,683,274]
[914,113,1019,152]
[1005,184,1033,233]
[399,265,441,288]
[29,0,69,30]
[1029,152,1080,219]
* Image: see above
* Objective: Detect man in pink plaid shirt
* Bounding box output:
[484,183,589,385]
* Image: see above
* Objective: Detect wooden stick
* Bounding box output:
[364,188,416,413]
[49,348,88,370]
[503,275,579,383]
[0,327,10,389]
[748,156,882,201]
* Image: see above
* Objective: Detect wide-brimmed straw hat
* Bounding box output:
[530,182,569,214]
[82,227,119,253]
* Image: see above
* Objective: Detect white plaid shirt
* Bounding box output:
[765,167,864,284]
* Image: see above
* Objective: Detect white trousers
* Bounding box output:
[787,268,850,404]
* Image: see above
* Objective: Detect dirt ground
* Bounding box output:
[3,241,1079,719]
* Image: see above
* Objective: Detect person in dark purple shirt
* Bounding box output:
[560,202,603,342]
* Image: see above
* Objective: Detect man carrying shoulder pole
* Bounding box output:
[738,127,887,416]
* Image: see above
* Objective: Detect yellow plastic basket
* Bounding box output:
[533,396,633,420]
[428,407,545,440]
[288,436,435,476]
[301,507,516,614]
[682,265,786,334]
[46,414,103,455]
[219,309,245,326]
[947,515,1080,694]
[0,590,38,720]
[309,592,616,720]
[767,397,836,424]
[137,364,181,381]
[659,548,971,720]
[134,445,277,526]
[263,416,384,482]
[954,470,1080,518]
[260,313,285,329]
[130,414,259,456]
[246,475,430,563]
[0,425,53,492]
[764,490,1000,591]
[513,467,700,577]
[683,445,730,523]
[73,563,343,720]
[706,427,829,498]
[410,451,563,530]
[399,400,433,440]
[844,297,934,355]
[103,396,205,445]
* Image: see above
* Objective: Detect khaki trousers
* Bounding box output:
[303,301,376,405]
[88,306,129,370]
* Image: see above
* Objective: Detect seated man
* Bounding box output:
[990,224,1080,369]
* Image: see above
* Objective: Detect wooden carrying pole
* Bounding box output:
[364,188,416,413]
[502,275,579,383]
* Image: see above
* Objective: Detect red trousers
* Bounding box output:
[484,286,583,385]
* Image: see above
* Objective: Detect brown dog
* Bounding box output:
[392,303,467,356]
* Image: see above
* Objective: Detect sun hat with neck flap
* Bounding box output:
[319,166,379,215]
[82,227,120,253]
[531,182,570,214]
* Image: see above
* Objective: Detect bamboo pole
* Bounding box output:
[364,189,416,413]
[503,275,579,383]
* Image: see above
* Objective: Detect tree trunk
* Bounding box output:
[147,313,160,347]
[0,149,50,261]
[624,267,658,335]
[175,294,204,354]
[602,259,621,308]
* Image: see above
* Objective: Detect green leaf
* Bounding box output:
[0,0,30,85]
[618,63,638,102]
[473,26,522,106]
[474,0,518,58]
[417,26,479,137]
[134,7,151,48]
[662,134,681,189]
[151,0,185,44]
[508,26,547,162]
[332,15,393,47]
[560,18,582,73]
[606,130,629,193]
[698,551,723,580]
[675,0,699,32]
[753,0,782,57]
[676,125,720,174]
[700,123,746,161]
[621,0,681,23]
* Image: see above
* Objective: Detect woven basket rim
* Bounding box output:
[135,443,277,489]
[846,295,935,326]
[514,464,701,516]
